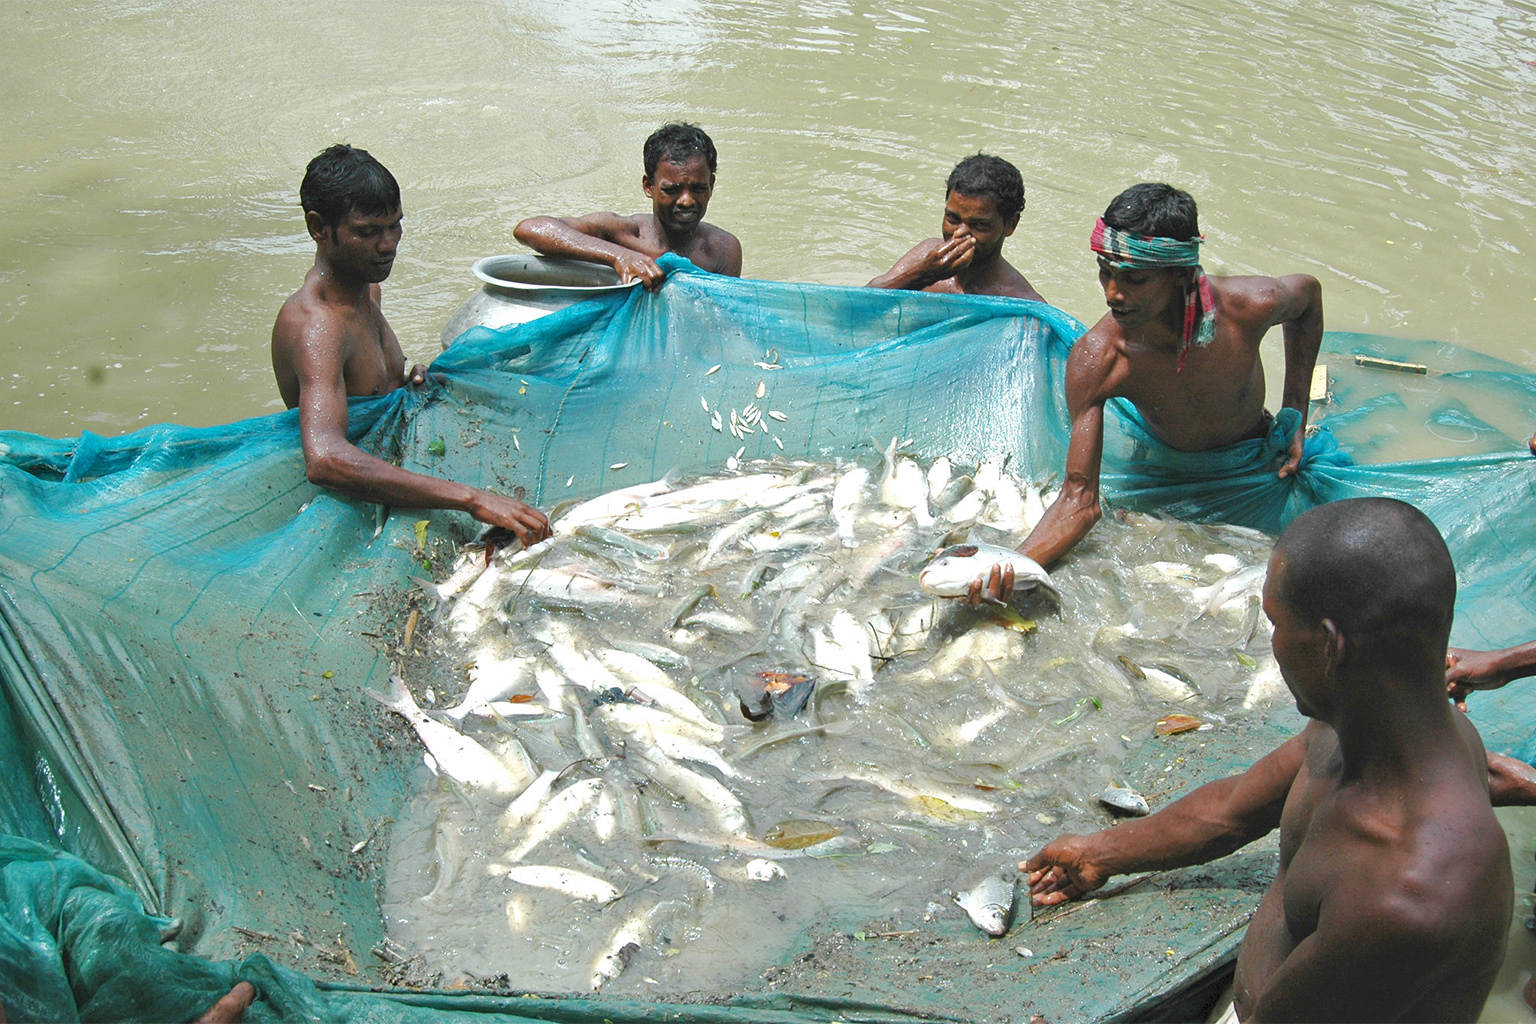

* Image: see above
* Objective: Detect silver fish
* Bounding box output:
[955,873,1016,936]
[505,864,621,903]
[366,675,534,797]
[918,542,1058,602]
[1099,786,1150,816]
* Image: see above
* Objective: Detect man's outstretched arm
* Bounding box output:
[293,327,549,545]
[1269,274,1323,479]
[513,212,665,289]
[1025,731,1306,905]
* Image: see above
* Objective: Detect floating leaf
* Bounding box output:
[1154,714,1203,736]
[321,670,334,680]
[1236,652,1258,669]
[853,931,867,942]
[427,437,446,457]
[764,820,843,850]
[509,694,535,704]
[990,607,1037,633]
[910,795,986,823]
[413,519,430,550]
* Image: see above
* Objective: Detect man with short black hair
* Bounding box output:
[272,144,550,545]
[1026,497,1514,1023]
[965,183,1323,600]
[514,123,742,290]
[868,153,1045,301]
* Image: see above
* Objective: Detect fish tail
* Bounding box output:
[365,673,417,715]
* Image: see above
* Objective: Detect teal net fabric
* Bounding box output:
[0,255,1532,1020]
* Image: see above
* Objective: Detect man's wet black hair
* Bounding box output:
[946,154,1025,222]
[300,144,401,232]
[1273,497,1456,667]
[643,123,718,178]
[1103,182,1199,240]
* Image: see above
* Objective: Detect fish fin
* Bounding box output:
[364,673,416,715]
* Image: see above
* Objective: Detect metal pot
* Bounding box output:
[440,254,639,347]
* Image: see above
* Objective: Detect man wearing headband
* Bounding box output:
[966,182,1323,600]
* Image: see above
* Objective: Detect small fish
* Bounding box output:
[609,461,629,471]
[918,543,1058,603]
[711,411,723,432]
[763,820,843,850]
[445,655,534,721]
[955,873,1016,936]
[746,858,787,881]
[505,777,605,861]
[1099,786,1150,816]
[1115,655,1146,681]
[365,675,533,796]
[768,410,788,422]
[754,361,783,370]
[506,864,621,903]
[705,364,722,375]
[700,396,710,412]
[832,466,870,548]
[755,380,767,399]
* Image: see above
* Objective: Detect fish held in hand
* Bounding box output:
[919,543,1058,603]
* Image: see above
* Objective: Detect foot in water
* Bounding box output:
[195,981,256,1023]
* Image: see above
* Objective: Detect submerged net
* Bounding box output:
[0,255,1532,1021]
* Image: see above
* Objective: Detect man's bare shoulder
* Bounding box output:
[1210,273,1317,329]
[1065,316,1129,398]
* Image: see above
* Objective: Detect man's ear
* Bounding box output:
[305,210,331,245]
[1002,212,1021,238]
[1321,618,1346,674]
[641,174,654,197]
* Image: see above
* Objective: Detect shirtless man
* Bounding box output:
[867,153,1046,302]
[968,183,1322,601]
[272,144,549,544]
[513,123,742,290]
[1025,498,1513,1023]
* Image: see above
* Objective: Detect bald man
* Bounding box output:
[1025,498,1512,1022]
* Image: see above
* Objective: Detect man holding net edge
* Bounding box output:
[963,183,1325,602]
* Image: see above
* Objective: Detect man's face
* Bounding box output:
[1097,258,1186,333]
[310,206,403,284]
[643,156,715,233]
[941,191,1018,262]
[1262,552,1332,720]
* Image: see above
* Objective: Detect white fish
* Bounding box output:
[505,777,604,861]
[1137,665,1198,703]
[889,601,938,656]
[768,410,788,422]
[955,873,1015,936]
[648,473,782,510]
[1203,552,1244,574]
[464,700,555,719]
[447,560,507,638]
[927,456,952,500]
[610,639,690,670]
[506,864,620,903]
[893,459,935,526]
[592,783,618,841]
[755,379,767,399]
[919,543,1058,602]
[1242,657,1287,710]
[417,554,489,604]
[944,488,988,523]
[595,705,739,778]
[533,661,568,707]
[553,481,672,533]
[985,473,1025,528]
[678,609,757,635]
[1192,565,1267,617]
[813,768,998,816]
[445,655,534,721]
[810,610,874,692]
[366,675,534,797]
[500,770,560,834]
[591,700,724,746]
[541,640,625,693]
[832,466,869,548]
[746,859,787,882]
[594,647,678,692]
[590,899,665,990]
[698,509,771,568]
[628,746,748,836]
[504,567,626,608]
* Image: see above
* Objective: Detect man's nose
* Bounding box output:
[676,190,697,207]
[952,223,972,239]
[1103,277,1123,303]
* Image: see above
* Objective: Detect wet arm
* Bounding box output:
[512,213,661,286]
[868,239,946,290]
[1018,352,1107,567]
[1488,752,1536,807]
[1271,275,1323,478]
[294,331,549,542]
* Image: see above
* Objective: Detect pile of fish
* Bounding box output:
[373,445,1285,992]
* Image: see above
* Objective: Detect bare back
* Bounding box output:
[1234,718,1511,1022]
[271,268,405,410]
